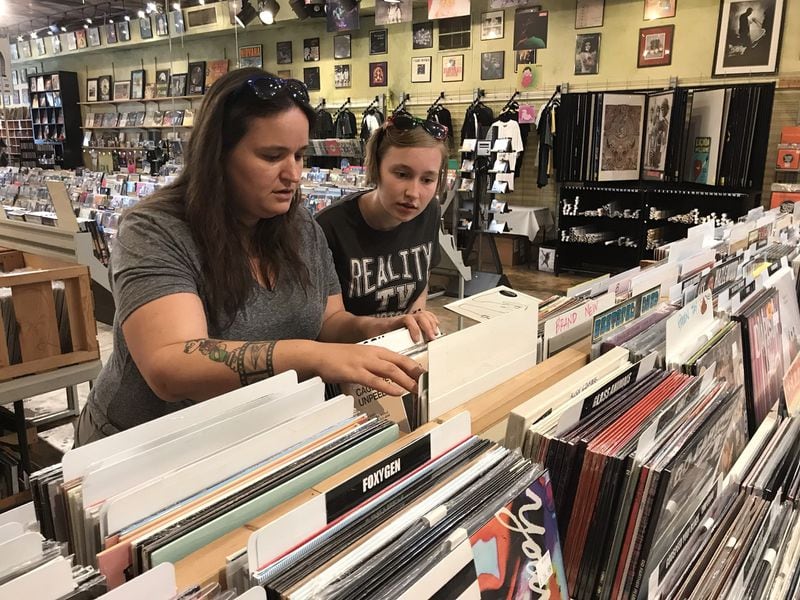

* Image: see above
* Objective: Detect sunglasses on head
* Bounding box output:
[387,112,449,141]
[241,76,310,104]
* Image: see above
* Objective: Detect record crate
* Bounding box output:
[0,247,99,382]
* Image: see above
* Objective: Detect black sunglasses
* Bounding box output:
[242,76,310,103]
[388,112,449,141]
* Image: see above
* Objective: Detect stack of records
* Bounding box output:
[246,412,567,600]
[0,504,106,598]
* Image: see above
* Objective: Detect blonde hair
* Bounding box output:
[364,123,449,195]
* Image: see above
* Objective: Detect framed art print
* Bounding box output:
[130,69,145,99]
[277,41,292,64]
[334,64,351,88]
[575,33,600,74]
[369,61,387,86]
[303,67,321,90]
[370,29,388,54]
[51,34,62,54]
[481,11,504,41]
[10,43,17,60]
[239,45,263,68]
[481,51,505,80]
[712,0,786,76]
[411,56,432,83]
[156,69,170,97]
[97,75,112,101]
[334,34,351,59]
[155,13,169,36]
[117,20,131,41]
[637,24,674,68]
[441,54,464,82]
[575,0,604,28]
[64,32,77,51]
[75,29,87,49]
[137,17,150,40]
[87,79,98,102]
[644,0,676,20]
[413,21,434,49]
[114,80,131,101]
[87,27,101,47]
[106,22,118,44]
[35,38,46,56]
[375,0,411,25]
[188,61,206,95]
[277,69,292,79]
[169,73,187,97]
[303,38,320,62]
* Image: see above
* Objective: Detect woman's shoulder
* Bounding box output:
[119,202,193,248]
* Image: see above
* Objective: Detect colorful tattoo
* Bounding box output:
[183,339,277,386]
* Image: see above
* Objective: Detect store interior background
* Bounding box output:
[5,0,800,449]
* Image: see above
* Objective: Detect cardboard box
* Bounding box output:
[481,234,528,266]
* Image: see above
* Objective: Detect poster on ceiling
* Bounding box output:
[375,0,412,25]
[428,0,471,20]
[327,0,360,32]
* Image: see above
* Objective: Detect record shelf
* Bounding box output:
[26,71,82,169]
[556,182,757,275]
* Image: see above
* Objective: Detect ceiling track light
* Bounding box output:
[258,0,279,24]
[236,0,258,27]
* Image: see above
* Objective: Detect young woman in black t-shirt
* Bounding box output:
[316,114,448,332]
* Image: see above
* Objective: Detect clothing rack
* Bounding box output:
[393,93,411,116]
[362,95,381,115]
[500,91,520,113]
[426,92,446,115]
[332,97,351,119]
[314,99,326,111]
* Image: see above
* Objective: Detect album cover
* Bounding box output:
[205,60,229,89]
[642,91,674,180]
[683,88,727,185]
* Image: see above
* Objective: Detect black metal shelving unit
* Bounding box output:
[26,70,82,169]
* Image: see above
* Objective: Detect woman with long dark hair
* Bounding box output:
[75,68,432,444]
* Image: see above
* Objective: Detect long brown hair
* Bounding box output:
[127,68,315,330]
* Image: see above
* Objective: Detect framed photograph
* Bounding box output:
[413,21,434,49]
[481,11,504,40]
[137,17,150,40]
[303,66,320,90]
[117,21,131,42]
[638,24,674,68]
[428,0,470,19]
[326,0,360,32]
[277,41,292,64]
[575,32,600,74]
[172,10,185,34]
[130,69,145,99]
[334,64,351,88]
[64,31,77,50]
[239,44,263,68]
[51,34,62,54]
[75,28,87,49]
[114,80,131,101]
[712,0,786,77]
[106,23,118,44]
[156,69,171,97]
[576,0,604,28]
[277,69,292,79]
[87,78,98,102]
[97,75,113,101]
[441,54,464,82]
[144,84,157,99]
[170,73,187,97]
[411,56,432,83]
[35,37,46,56]
[10,43,18,61]
[155,13,169,36]
[375,0,411,25]
[481,51,505,80]
[514,8,548,51]
[333,34,351,59]
[19,40,31,58]
[87,26,101,47]
[369,61,388,86]
[303,37,320,62]
[370,29,388,54]
[644,0,676,20]
[188,61,206,95]
[11,71,17,87]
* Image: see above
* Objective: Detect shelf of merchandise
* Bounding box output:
[83,146,149,151]
[27,71,82,169]
[78,95,204,106]
[83,125,193,130]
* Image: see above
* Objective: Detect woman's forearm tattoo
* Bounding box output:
[183,339,277,386]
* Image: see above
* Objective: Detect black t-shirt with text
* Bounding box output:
[316,190,441,317]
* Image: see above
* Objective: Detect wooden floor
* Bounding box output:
[22,265,589,454]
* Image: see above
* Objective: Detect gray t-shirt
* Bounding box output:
[86,205,341,432]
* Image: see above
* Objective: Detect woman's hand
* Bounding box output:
[300,342,426,397]
[387,309,440,343]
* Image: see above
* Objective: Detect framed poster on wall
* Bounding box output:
[712,0,785,76]
[575,0,603,29]
[239,44,263,68]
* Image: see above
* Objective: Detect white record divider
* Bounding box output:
[62,370,300,481]
[96,562,176,599]
[0,531,44,573]
[0,501,37,531]
[0,521,24,543]
[247,411,472,576]
[81,378,327,509]
[0,555,75,599]
[427,305,539,419]
[102,393,356,536]
[397,530,480,600]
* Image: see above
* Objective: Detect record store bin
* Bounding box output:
[0,246,99,382]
